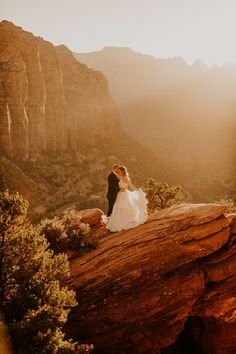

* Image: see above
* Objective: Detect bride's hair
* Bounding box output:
[120,166,129,178]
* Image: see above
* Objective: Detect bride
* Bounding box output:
[103,166,148,232]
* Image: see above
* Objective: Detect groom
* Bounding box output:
[107,164,120,217]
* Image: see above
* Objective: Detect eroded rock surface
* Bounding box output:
[65,203,236,354]
[0,20,121,159]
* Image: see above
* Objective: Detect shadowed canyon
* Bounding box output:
[76,47,236,203]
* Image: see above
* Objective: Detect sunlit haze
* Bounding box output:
[2,0,236,65]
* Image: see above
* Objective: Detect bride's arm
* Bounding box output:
[118,179,126,192]
[124,176,138,190]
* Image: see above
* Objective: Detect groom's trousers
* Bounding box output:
[107,194,117,216]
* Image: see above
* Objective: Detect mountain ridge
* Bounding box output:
[75,46,236,203]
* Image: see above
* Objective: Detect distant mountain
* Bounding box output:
[75,47,236,202]
[0,22,172,219]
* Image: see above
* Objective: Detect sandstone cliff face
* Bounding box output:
[65,204,236,354]
[0,21,121,159]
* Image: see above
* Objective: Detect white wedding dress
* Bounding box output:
[102,178,148,232]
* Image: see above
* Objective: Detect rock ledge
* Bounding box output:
[65,203,236,353]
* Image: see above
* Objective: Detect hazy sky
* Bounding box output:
[1,0,236,65]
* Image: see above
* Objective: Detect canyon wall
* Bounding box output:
[0,21,121,160]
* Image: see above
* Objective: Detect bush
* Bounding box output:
[40,210,96,255]
[145,178,185,213]
[0,190,93,354]
[214,197,236,214]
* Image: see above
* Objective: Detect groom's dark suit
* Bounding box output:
[107,171,120,216]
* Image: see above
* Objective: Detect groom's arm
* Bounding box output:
[114,175,121,193]
[108,174,120,194]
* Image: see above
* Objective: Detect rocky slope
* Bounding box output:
[0,21,172,218]
[75,47,236,203]
[65,203,236,354]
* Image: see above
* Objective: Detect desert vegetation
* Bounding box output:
[145,178,186,213]
[41,210,96,255]
[214,197,236,213]
[0,190,93,353]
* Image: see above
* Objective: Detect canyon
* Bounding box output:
[1,21,236,353]
[0,21,167,218]
[76,47,236,203]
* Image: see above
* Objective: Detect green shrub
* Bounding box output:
[214,197,236,214]
[40,210,96,255]
[0,190,93,354]
[145,178,185,213]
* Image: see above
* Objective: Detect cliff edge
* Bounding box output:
[65,203,236,354]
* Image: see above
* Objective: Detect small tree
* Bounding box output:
[40,211,95,255]
[145,178,185,213]
[0,190,93,354]
[214,197,236,214]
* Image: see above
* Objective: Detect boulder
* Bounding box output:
[77,208,104,228]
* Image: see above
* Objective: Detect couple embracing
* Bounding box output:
[102,164,148,232]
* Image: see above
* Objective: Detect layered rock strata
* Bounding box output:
[65,204,236,354]
[0,21,121,159]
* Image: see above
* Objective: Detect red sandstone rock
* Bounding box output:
[77,208,104,227]
[190,318,236,354]
[63,203,236,353]
[0,20,121,159]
